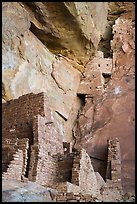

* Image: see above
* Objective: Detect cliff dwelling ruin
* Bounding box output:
[2,1,135,202]
[3,92,123,202]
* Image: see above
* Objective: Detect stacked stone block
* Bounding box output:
[56,190,99,202]
[71,153,81,186]
[2,92,46,143]
[2,92,63,187]
[2,138,29,181]
[77,51,112,97]
[103,138,123,200]
[106,138,122,187]
[31,113,63,186]
[55,182,67,202]
[77,70,104,96]
[2,91,125,201]
[2,138,29,179]
[2,149,24,180]
[28,144,39,181]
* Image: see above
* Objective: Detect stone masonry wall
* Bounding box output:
[2,93,45,142]
[75,149,100,196]
[77,51,112,97]
[2,138,29,177]
[2,93,46,178]
[2,92,64,187]
[71,153,81,186]
[2,149,24,181]
[56,149,102,201]
[106,138,122,189]
[55,139,124,202]
[56,190,99,202]
[2,92,127,201]
[98,138,123,201]
[2,138,29,180]
[31,114,63,186]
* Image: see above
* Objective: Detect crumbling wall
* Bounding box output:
[2,92,63,186]
[30,114,63,186]
[98,138,123,202]
[2,149,24,181]
[2,97,130,202]
[2,92,45,178]
[73,149,100,196]
[56,148,103,200]
[77,51,112,97]
[55,139,125,202]
[2,138,29,179]
[56,190,99,202]
[105,138,122,191]
[2,138,29,180]
[106,138,122,182]
[2,92,45,142]
[36,153,58,187]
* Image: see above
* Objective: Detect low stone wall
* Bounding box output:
[2,138,29,178]
[2,149,24,180]
[106,138,122,189]
[56,192,99,202]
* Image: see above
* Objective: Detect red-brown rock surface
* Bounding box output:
[74,3,135,193]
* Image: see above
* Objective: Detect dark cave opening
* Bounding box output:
[24,126,34,178]
[98,26,113,59]
[77,94,86,107]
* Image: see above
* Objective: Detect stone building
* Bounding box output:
[2,92,63,186]
[2,92,124,201]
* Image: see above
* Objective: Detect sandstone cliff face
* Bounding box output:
[2,1,109,143]
[2,2,80,142]
[74,3,135,194]
[2,2,135,196]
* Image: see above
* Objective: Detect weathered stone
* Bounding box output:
[74,7,135,194]
[21,2,108,65]
[2,93,63,187]
[77,51,113,97]
[2,180,57,202]
[2,1,135,201]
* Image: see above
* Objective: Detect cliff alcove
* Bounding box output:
[2,2,135,202]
